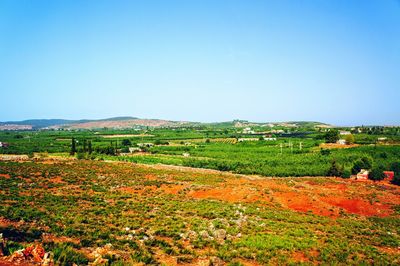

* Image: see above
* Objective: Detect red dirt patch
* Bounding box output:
[0,173,10,179]
[42,233,80,245]
[118,186,157,195]
[321,197,393,217]
[0,217,23,228]
[182,175,400,218]
[377,246,400,255]
[188,186,261,203]
[160,184,186,195]
[49,176,65,184]
[292,251,309,263]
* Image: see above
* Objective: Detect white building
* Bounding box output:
[128,147,141,153]
[238,138,259,142]
[242,127,255,134]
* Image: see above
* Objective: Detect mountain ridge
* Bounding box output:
[0,117,332,130]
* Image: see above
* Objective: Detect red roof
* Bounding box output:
[383,171,394,181]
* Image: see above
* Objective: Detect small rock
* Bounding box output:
[210,256,224,266]
[213,229,226,241]
[199,230,210,239]
[187,230,198,240]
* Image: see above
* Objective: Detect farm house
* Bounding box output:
[0,142,9,148]
[383,171,395,181]
[356,169,369,181]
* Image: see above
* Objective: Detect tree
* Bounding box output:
[390,162,400,186]
[122,139,131,146]
[369,165,385,181]
[324,130,339,143]
[320,148,331,156]
[83,139,87,153]
[88,141,92,154]
[390,162,400,174]
[327,160,343,177]
[70,138,76,156]
[351,157,373,174]
[345,134,355,145]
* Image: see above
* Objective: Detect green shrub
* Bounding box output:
[53,243,89,266]
[327,160,343,177]
[369,165,385,181]
[341,169,351,179]
[320,148,331,156]
[351,157,373,174]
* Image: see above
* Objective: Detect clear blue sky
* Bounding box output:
[1,0,399,125]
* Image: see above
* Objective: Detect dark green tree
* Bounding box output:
[390,162,400,174]
[327,160,343,177]
[320,148,331,156]
[369,165,385,181]
[70,138,76,155]
[88,141,92,154]
[122,139,131,146]
[83,139,87,153]
[390,162,400,185]
[324,130,339,143]
[351,157,373,174]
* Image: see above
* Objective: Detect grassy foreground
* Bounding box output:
[0,159,399,265]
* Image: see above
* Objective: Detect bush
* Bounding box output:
[320,149,331,156]
[390,162,400,186]
[351,157,373,174]
[341,169,351,179]
[53,243,89,266]
[324,130,339,143]
[1,241,24,256]
[345,134,355,145]
[154,139,169,145]
[76,152,86,160]
[390,162,400,174]
[392,175,400,186]
[369,165,385,181]
[327,160,343,177]
[121,139,131,146]
[121,147,129,153]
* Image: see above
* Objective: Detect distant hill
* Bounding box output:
[0,117,192,130]
[0,117,331,130]
[0,119,75,129]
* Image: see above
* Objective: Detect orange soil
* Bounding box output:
[0,173,10,179]
[184,176,400,218]
[160,184,186,195]
[115,165,400,218]
[42,234,80,245]
[0,259,32,266]
[0,217,21,228]
[292,251,309,263]
[49,176,65,184]
[320,143,359,149]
